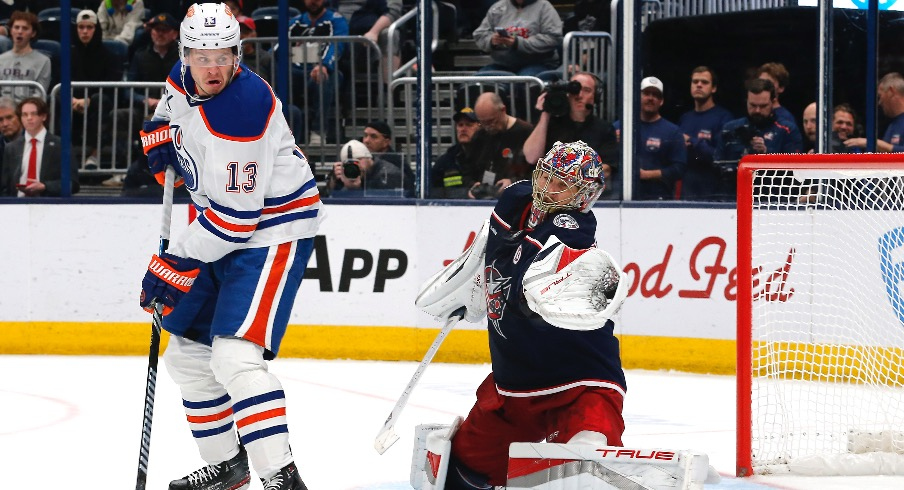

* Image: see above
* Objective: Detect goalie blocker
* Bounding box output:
[411,422,720,490]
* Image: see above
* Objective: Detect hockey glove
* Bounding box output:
[140,120,183,187]
[522,236,628,331]
[140,252,201,316]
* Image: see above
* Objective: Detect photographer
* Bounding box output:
[715,78,802,200]
[327,137,415,197]
[523,71,618,195]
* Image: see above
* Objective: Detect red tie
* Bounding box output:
[26,137,37,181]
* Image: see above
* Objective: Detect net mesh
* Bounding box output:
[748,168,904,475]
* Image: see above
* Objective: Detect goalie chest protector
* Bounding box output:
[485,181,626,397]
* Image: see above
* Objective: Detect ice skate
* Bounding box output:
[169,445,251,490]
[261,462,308,490]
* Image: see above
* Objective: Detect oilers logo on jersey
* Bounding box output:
[170,124,199,191]
[485,265,511,339]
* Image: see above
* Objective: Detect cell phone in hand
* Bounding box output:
[15,183,26,190]
[494,27,509,37]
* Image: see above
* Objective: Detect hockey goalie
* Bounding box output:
[412,141,719,490]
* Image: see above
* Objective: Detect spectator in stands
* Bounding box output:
[756,62,803,150]
[633,76,687,200]
[0,11,51,104]
[563,0,611,35]
[524,71,618,197]
[833,103,857,142]
[289,0,348,144]
[719,78,802,157]
[71,9,120,168]
[431,106,480,198]
[473,0,563,77]
[237,16,271,83]
[801,101,816,152]
[329,121,415,196]
[127,12,179,111]
[1,97,78,197]
[0,97,22,154]
[330,0,403,78]
[678,66,734,201]
[845,72,904,152]
[463,91,533,199]
[98,0,146,46]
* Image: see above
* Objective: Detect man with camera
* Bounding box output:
[524,72,618,195]
[328,124,416,197]
[462,92,534,199]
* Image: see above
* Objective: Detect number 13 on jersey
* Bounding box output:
[226,161,258,193]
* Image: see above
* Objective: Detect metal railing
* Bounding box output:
[562,31,614,121]
[389,75,546,192]
[0,80,47,103]
[389,1,441,80]
[49,81,165,173]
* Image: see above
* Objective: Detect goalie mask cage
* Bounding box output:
[737,154,904,477]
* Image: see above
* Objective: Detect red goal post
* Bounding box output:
[737,153,904,477]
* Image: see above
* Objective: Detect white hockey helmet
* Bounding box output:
[531,140,605,216]
[179,3,242,65]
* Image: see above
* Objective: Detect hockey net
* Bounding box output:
[736,154,904,477]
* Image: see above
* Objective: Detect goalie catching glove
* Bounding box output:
[140,119,183,187]
[415,219,489,323]
[140,252,200,316]
[523,235,628,331]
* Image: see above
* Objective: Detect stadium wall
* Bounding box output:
[0,200,739,374]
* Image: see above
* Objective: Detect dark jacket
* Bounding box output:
[1,132,78,196]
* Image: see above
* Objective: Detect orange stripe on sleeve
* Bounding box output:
[262,194,320,215]
[204,209,258,233]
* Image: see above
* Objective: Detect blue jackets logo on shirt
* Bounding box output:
[553,214,579,230]
[485,265,512,339]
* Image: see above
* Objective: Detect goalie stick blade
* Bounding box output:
[374,426,400,455]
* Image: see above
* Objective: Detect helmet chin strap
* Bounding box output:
[180,60,239,103]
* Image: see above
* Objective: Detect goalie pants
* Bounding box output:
[451,373,625,486]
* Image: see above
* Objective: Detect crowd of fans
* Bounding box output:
[0,0,896,201]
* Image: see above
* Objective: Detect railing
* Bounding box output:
[49,81,165,173]
[389,75,546,193]
[0,80,47,103]
[562,31,614,121]
[389,1,441,80]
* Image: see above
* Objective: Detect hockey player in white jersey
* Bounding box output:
[137,4,320,489]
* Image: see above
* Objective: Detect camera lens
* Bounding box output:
[343,161,361,179]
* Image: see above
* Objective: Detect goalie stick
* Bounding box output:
[374,307,467,455]
[135,167,176,490]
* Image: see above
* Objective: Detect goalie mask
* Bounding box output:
[179,3,242,102]
[529,140,605,226]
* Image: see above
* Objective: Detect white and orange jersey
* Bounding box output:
[152,62,323,263]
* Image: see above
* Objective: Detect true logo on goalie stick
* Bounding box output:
[553,214,579,230]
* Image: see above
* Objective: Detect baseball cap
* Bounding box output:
[76,9,98,24]
[640,76,664,94]
[365,120,392,139]
[453,107,478,123]
[236,15,256,32]
[339,140,372,161]
[147,12,180,30]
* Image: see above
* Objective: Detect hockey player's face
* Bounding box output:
[535,171,578,206]
[188,48,236,96]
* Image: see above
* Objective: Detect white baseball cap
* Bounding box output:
[640,76,664,94]
[339,140,372,161]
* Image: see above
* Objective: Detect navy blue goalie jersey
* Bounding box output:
[485,181,627,398]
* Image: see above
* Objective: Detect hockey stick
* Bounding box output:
[374,306,467,455]
[135,167,176,490]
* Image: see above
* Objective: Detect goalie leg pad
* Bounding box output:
[416,219,489,323]
[507,443,721,490]
[411,416,463,490]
